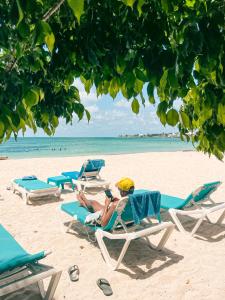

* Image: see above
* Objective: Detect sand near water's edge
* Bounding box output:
[0,151,225,300]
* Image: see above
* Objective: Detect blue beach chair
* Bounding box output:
[160,181,225,236]
[61,190,174,270]
[11,178,61,204]
[0,224,61,299]
[62,159,110,191]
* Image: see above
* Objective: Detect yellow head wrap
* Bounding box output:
[116,177,135,191]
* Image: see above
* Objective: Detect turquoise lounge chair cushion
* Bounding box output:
[0,225,45,273]
[61,201,91,224]
[160,195,187,209]
[14,179,55,191]
[61,171,80,180]
[160,181,221,210]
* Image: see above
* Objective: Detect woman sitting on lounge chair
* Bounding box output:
[77,177,135,226]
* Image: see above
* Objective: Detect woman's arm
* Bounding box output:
[101,198,117,227]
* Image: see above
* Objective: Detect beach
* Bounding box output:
[1,151,225,300]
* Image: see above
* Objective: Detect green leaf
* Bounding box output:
[180,111,190,128]
[44,126,52,136]
[39,89,45,101]
[159,69,168,91]
[147,82,155,103]
[137,0,145,16]
[17,22,30,38]
[74,103,84,120]
[123,0,136,8]
[41,113,49,124]
[131,98,140,114]
[109,78,120,99]
[140,92,145,107]
[218,104,225,125]
[0,121,5,137]
[116,58,126,75]
[81,76,92,93]
[35,21,55,53]
[186,0,196,8]
[45,32,55,53]
[52,116,59,127]
[67,0,84,24]
[166,109,179,126]
[149,96,155,104]
[134,78,144,94]
[24,89,39,107]
[16,0,24,26]
[157,101,168,126]
[135,69,147,82]
[218,132,225,151]
[161,0,169,12]
[85,109,91,122]
[11,112,20,129]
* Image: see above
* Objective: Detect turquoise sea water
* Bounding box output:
[0,137,193,159]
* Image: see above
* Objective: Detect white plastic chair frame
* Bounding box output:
[65,196,175,271]
[11,180,61,204]
[168,182,225,236]
[0,251,62,300]
[95,196,174,270]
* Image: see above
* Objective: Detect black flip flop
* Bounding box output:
[68,265,79,282]
[97,278,113,296]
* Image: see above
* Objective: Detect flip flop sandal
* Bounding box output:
[68,265,79,282]
[97,278,113,296]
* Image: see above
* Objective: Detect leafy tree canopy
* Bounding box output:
[0,0,225,158]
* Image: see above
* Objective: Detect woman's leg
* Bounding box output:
[77,192,104,212]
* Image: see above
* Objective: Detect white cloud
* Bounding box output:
[79,92,99,105]
[115,99,130,108]
[86,105,99,114]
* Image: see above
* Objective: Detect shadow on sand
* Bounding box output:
[161,207,225,243]
[63,221,183,279]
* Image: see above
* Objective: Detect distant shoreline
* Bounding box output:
[118,132,181,138]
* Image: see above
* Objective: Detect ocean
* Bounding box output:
[0,137,193,159]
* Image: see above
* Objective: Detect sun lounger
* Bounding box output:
[0,224,61,299]
[61,190,175,270]
[11,178,61,204]
[160,181,225,236]
[62,159,110,192]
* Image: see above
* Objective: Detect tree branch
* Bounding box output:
[43,0,65,21]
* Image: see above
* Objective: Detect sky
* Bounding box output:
[26,79,179,137]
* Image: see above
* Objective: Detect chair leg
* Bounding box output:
[216,209,225,224]
[66,220,75,233]
[38,280,45,298]
[169,209,186,233]
[190,216,204,236]
[95,231,131,270]
[205,215,212,223]
[156,225,174,250]
[44,271,62,300]
[114,240,131,270]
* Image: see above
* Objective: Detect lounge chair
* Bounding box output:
[11,178,61,204]
[0,224,61,299]
[160,181,225,236]
[61,190,175,270]
[62,159,110,192]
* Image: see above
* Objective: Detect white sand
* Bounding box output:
[0,151,225,300]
